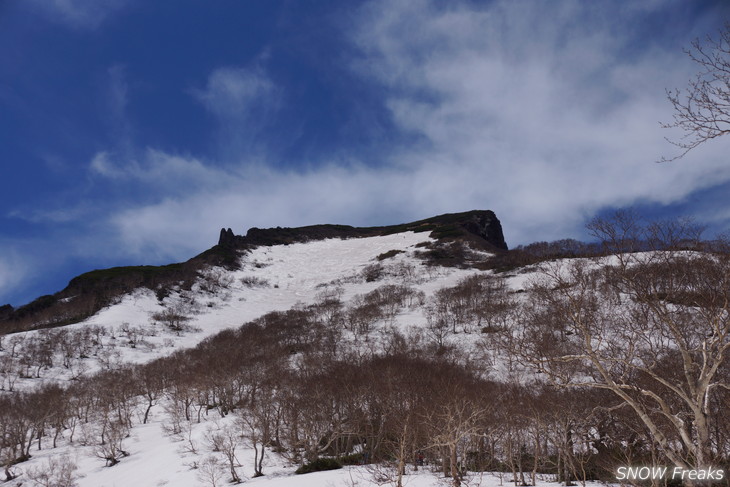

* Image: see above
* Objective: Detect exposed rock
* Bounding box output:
[218,227,236,247]
[460,210,508,250]
[0,304,13,321]
[233,210,508,250]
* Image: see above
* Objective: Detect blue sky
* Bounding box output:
[1,0,729,306]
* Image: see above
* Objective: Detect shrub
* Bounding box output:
[155,287,171,302]
[338,453,364,466]
[150,306,192,332]
[481,324,506,333]
[362,263,383,282]
[376,249,404,261]
[295,457,342,474]
[25,455,79,487]
[240,276,270,288]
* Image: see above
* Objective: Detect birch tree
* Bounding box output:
[518,215,730,474]
[662,23,730,161]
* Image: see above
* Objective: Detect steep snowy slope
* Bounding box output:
[1,230,520,487]
[2,231,498,387]
[0,210,508,336]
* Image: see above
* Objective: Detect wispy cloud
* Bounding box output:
[106,163,401,259]
[191,63,282,157]
[104,64,136,157]
[346,0,730,240]
[89,150,228,192]
[82,0,730,260]
[0,247,29,302]
[26,0,130,29]
[194,65,278,121]
[16,0,730,291]
[7,207,93,224]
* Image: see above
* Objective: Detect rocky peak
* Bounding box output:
[218,227,236,247]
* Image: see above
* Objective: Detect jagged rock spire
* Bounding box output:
[218,227,235,247]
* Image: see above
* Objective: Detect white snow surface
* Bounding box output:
[7,231,500,378]
[6,232,462,385]
[10,412,607,487]
[5,231,572,487]
[14,411,608,487]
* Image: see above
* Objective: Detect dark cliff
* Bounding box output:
[215,210,507,251]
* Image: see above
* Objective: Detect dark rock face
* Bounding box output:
[218,228,236,247]
[227,210,508,251]
[0,304,13,321]
[461,211,508,250]
[242,224,374,247]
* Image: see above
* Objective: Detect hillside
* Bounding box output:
[0,220,510,487]
[0,213,728,487]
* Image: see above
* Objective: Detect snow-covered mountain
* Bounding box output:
[0,210,507,335]
[0,211,521,487]
[1,211,728,487]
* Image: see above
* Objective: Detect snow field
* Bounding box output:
[3,231,537,487]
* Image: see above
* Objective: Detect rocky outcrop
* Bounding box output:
[460,210,508,250]
[0,304,13,321]
[217,209,508,251]
[218,228,236,247]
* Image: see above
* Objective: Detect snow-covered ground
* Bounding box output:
[4,231,560,487]
[2,232,503,388]
[10,409,608,487]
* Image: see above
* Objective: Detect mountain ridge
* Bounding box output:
[0,210,507,334]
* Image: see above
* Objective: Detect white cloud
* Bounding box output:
[90,151,123,178]
[87,0,730,261]
[27,0,130,29]
[106,163,398,259]
[7,207,92,224]
[104,64,136,154]
[346,0,730,242]
[194,66,278,120]
[0,249,28,303]
[191,64,282,156]
[89,149,232,192]
[107,65,128,115]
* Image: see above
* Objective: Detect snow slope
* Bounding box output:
[4,231,541,487]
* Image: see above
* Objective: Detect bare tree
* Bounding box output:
[518,214,730,474]
[236,384,278,478]
[25,455,79,487]
[92,418,130,467]
[662,23,730,161]
[150,305,192,333]
[197,455,227,487]
[425,391,492,487]
[205,425,242,483]
[424,301,453,351]
[136,361,167,424]
[0,354,19,391]
[368,356,426,487]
